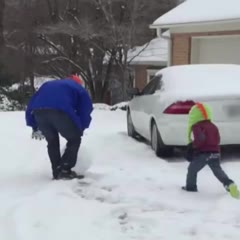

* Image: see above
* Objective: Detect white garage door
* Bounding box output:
[191,36,240,64]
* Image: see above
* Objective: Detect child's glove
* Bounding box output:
[32,129,44,140]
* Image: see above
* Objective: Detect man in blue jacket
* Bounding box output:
[25,74,93,180]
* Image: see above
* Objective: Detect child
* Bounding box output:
[182,102,239,199]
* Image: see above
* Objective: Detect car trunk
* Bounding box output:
[203,97,240,122]
[160,65,240,119]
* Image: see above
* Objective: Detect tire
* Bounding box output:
[151,121,173,157]
[127,110,138,138]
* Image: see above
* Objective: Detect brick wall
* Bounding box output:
[171,30,240,66]
[134,65,147,90]
[171,34,191,65]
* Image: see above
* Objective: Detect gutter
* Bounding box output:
[156,29,172,67]
[129,60,167,66]
[150,25,171,66]
[149,18,240,30]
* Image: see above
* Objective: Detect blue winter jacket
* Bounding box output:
[25,79,93,131]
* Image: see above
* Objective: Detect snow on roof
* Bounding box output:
[156,64,240,102]
[128,37,168,65]
[153,0,240,27]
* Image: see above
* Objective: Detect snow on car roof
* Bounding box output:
[153,0,240,27]
[156,64,240,102]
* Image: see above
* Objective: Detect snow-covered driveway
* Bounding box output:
[0,109,240,240]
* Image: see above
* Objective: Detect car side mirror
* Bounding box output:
[127,87,141,97]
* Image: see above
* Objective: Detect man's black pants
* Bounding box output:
[186,153,233,190]
[34,109,82,177]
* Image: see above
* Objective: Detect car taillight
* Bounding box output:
[163,100,195,114]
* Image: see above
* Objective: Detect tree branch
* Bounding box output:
[38,34,68,57]
[41,56,89,84]
[127,40,151,64]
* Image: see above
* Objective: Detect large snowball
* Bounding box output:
[61,146,93,175]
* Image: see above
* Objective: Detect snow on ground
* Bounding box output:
[0,109,240,240]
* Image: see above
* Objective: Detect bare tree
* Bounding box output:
[37,0,177,102]
[0,0,178,104]
[3,0,49,92]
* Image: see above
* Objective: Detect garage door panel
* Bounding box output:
[192,37,240,64]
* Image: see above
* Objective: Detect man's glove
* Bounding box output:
[32,129,44,140]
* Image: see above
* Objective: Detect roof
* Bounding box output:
[152,0,240,27]
[128,37,168,66]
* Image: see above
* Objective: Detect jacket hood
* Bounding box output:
[187,103,212,143]
[69,75,83,85]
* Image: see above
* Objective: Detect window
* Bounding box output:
[141,75,162,95]
[147,69,159,83]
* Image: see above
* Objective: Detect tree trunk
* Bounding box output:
[93,81,103,103]
[29,70,35,93]
[121,65,130,101]
[0,0,4,48]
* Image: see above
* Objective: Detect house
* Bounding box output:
[128,37,168,90]
[151,0,240,66]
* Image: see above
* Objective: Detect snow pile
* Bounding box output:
[110,101,128,111]
[93,102,129,111]
[157,64,240,102]
[153,0,240,26]
[61,146,93,175]
[93,103,111,110]
[128,38,168,65]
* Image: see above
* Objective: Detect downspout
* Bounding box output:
[159,28,172,66]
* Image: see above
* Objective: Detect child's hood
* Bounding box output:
[187,103,212,143]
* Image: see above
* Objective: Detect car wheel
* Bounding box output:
[127,110,138,138]
[151,121,173,157]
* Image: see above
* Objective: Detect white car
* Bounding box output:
[127,64,240,157]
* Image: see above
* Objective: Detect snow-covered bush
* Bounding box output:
[0,84,32,111]
[0,94,22,111]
